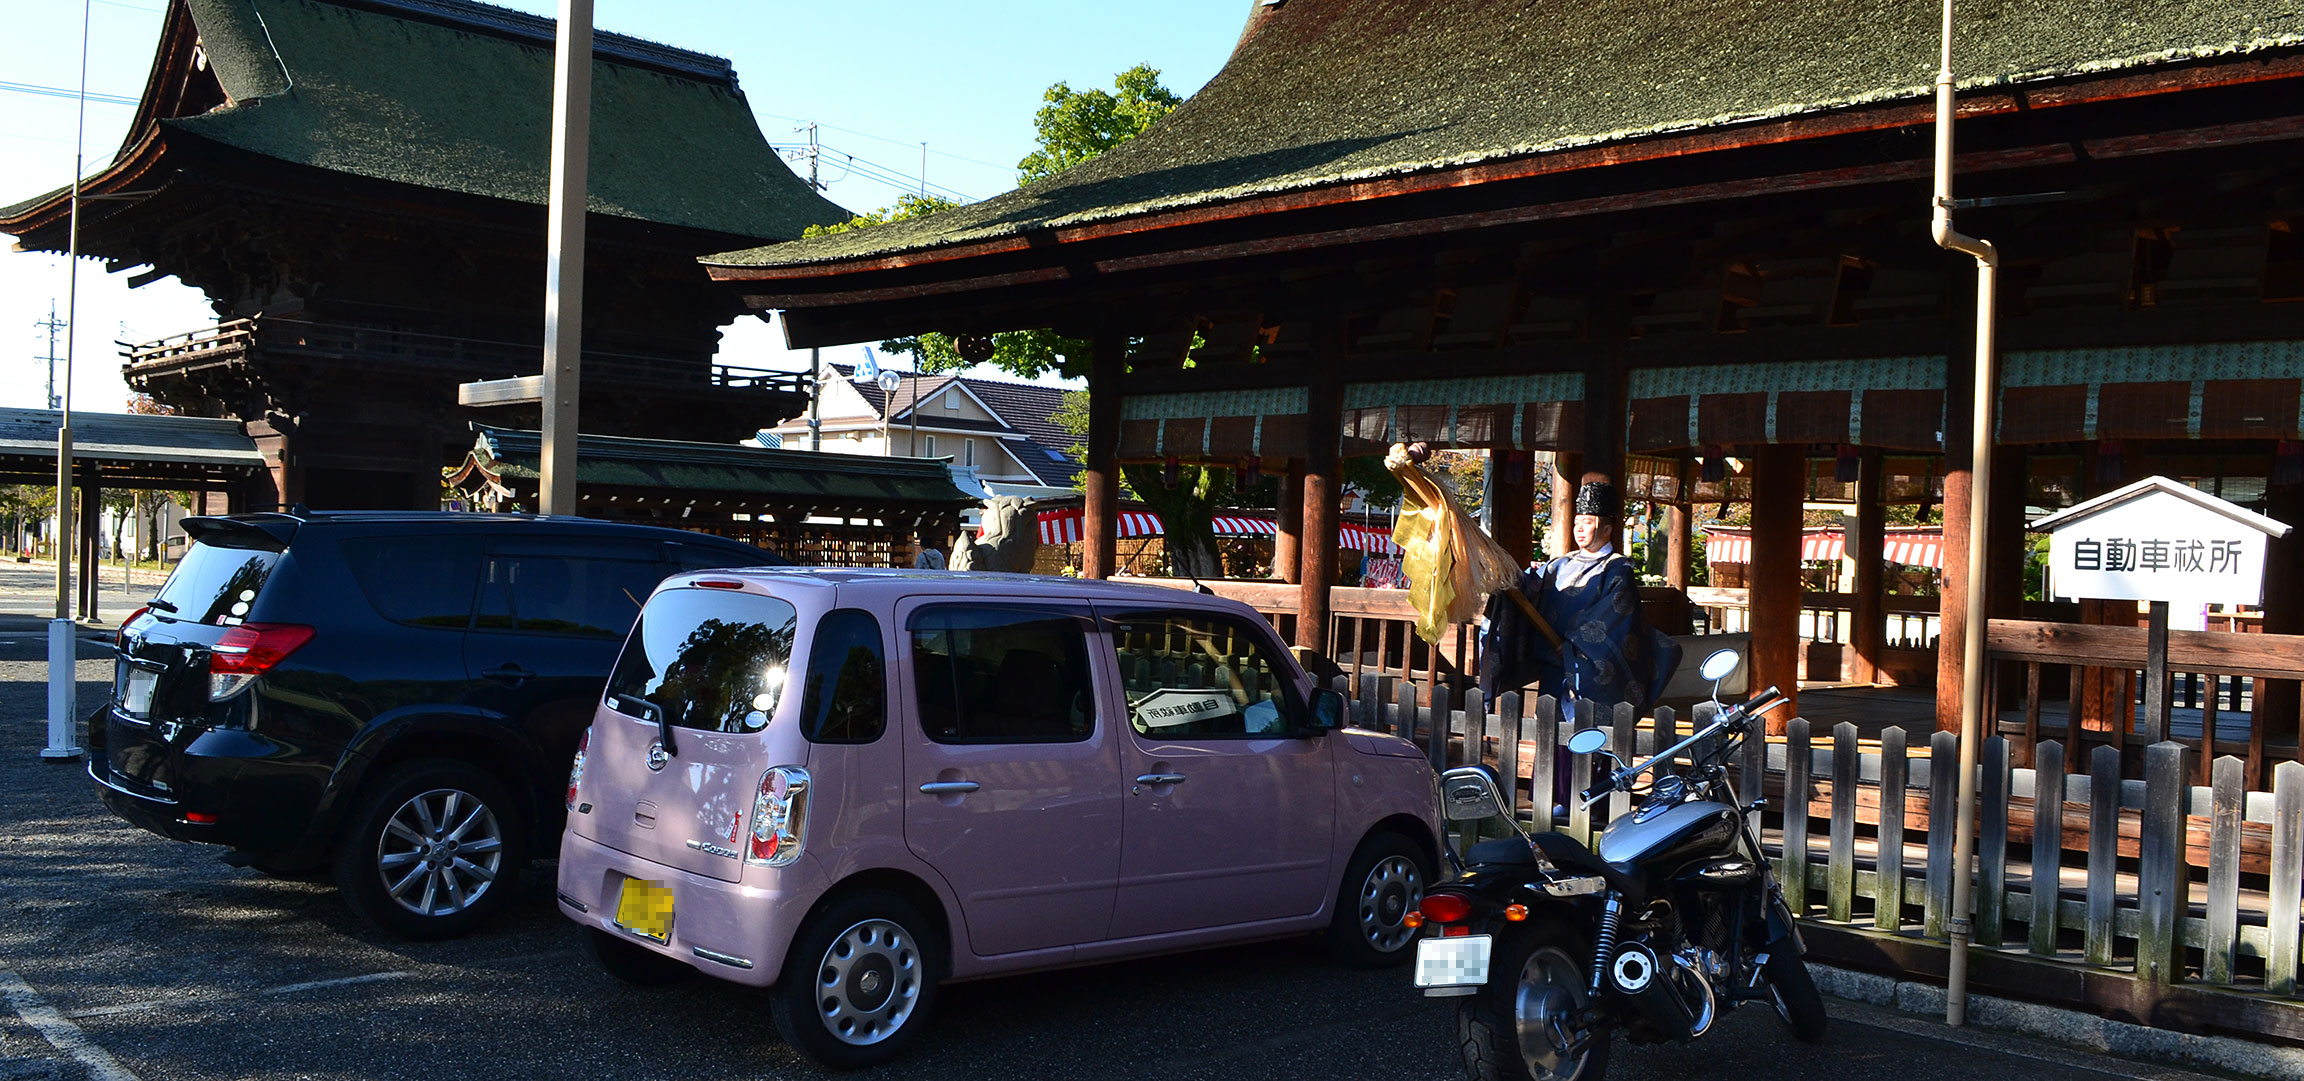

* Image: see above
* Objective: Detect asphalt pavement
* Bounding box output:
[0,561,2259,1081]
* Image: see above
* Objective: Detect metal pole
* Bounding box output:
[1933,0,2001,1026]
[45,0,94,762]
[909,372,921,457]
[537,0,593,516]
[808,345,822,451]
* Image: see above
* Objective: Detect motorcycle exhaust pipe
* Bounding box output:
[1605,942,1697,1042]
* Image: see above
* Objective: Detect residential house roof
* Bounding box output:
[461,424,973,507]
[706,0,2304,269]
[811,364,1080,485]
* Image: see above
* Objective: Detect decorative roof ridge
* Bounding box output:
[332,0,739,87]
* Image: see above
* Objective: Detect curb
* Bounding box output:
[1813,964,2304,1080]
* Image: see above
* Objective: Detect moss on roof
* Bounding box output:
[710,0,2304,268]
[165,0,845,240]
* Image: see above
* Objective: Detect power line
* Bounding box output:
[0,80,137,106]
[753,109,1008,171]
[771,141,977,203]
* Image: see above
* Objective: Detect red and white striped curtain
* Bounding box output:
[1702,528,1940,570]
[1034,508,1398,555]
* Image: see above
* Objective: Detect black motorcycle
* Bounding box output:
[1411,650,1827,1081]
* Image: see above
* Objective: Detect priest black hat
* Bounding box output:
[1574,480,1619,519]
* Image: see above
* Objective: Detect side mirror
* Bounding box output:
[1439,765,1509,822]
[1565,728,1610,756]
[1698,648,1740,684]
[1308,688,1346,732]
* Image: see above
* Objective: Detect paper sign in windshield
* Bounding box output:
[1132,688,1239,728]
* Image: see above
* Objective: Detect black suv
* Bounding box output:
[89,511,784,939]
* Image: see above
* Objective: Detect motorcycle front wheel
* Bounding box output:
[1458,925,1612,1081]
[1763,946,1829,1043]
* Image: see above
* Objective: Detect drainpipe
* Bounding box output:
[1933,0,1999,1029]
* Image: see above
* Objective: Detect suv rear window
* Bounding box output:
[156,540,282,626]
[606,588,799,734]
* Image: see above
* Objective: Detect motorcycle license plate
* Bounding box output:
[1414,934,1491,990]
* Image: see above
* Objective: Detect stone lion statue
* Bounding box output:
[950,496,1041,574]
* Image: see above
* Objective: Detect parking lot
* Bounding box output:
[0,561,2231,1080]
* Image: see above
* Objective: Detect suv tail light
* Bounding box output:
[566,728,590,810]
[208,623,315,700]
[746,766,810,867]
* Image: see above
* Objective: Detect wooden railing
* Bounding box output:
[1989,618,2304,789]
[1326,675,2304,1014]
[1689,585,1941,648]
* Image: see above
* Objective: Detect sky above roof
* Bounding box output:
[1,0,1246,414]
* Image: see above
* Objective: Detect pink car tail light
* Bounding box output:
[747,765,810,867]
[566,727,589,810]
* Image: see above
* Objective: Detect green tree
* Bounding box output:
[1015,64,1183,185]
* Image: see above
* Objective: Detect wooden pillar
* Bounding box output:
[1850,448,1887,685]
[1274,461,1304,583]
[1664,459,1692,589]
[2261,463,2304,750]
[1751,444,1805,728]
[79,479,101,621]
[1082,330,1122,580]
[1298,323,1344,654]
[1547,451,1582,560]
[1491,450,1535,566]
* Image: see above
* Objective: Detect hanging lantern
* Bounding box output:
[2095,440,2125,487]
[1241,456,1262,486]
[1700,446,1727,484]
[1835,445,1859,484]
[2276,440,2304,487]
[956,334,995,364]
[1163,455,1180,488]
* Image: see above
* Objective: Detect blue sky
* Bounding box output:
[0,0,1251,412]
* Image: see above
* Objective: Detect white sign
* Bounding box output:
[1131,688,1238,729]
[2032,476,2291,607]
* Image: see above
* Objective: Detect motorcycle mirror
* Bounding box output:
[1565,728,1610,756]
[1698,648,1740,684]
[1438,766,1510,822]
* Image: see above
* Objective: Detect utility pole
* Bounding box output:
[799,125,823,452]
[46,0,92,763]
[537,0,593,516]
[35,302,66,409]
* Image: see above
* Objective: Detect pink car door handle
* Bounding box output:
[918,781,980,795]
[1134,773,1187,785]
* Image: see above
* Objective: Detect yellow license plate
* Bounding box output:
[613,878,674,942]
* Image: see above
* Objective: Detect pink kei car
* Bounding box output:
[558,568,1440,1068]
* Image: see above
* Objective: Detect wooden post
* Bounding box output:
[1083,330,1122,580]
[1852,448,1886,685]
[2135,741,2187,984]
[2142,600,2171,745]
[2204,754,2244,985]
[2259,475,2304,756]
[2084,743,2121,967]
[1925,730,1956,939]
[1531,694,1560,829]
[1977,736,2011,947]
[1297,323,1343,654]
[1828,722,1858,922]
[1937,306,1978,734]
[2269,761,2302,996]
[1877,725,1909,931]
[1750,444,1804,725]
[1274,461,1304,583]
[1547,451,1582,562]
[1499,691,1522,817]
[1490,450,1535,566]
[1664,478,1692,591]
[1783,716,1813,917]
[2029,740,2065,956]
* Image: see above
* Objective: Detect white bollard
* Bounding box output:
[43,617,83,761]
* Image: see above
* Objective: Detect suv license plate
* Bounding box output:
[612,878,674,943]
[1415,934,1492,990]
[119,667,157,718]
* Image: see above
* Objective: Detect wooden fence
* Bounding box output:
[1325,673,2304,1000]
